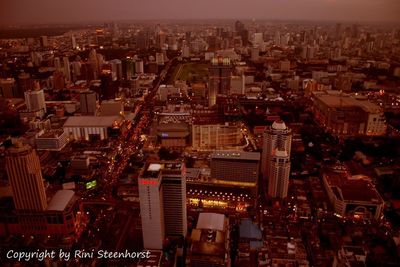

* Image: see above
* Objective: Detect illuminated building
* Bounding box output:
[208,57,232,106]
[261,120,292,180]
[322,165,384,220]
[188,212,230,267]
[139,162,187,249]
[156,123,189,147]
[313,91,386,136]
[24,89,46,114]
[1,143,83,240]
[5,142,47,211]
[210,151,260,184]
[79,90,97,115]
[268,150,290,198]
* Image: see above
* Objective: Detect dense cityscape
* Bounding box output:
[1,2,400,266]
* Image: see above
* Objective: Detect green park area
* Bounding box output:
[169,63,209,84]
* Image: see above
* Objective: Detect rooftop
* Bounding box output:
[63,116,120,127]
[210,151,260,161]
[47,190,75,211]
[196,212,226,231]
[324,167,383,203]
[316,93,382,113]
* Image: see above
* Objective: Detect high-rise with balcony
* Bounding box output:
[262,120,292,198]
[208,57,232,106]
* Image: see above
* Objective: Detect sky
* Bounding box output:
[0,0,399,26]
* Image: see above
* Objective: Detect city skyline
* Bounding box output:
[1,0,400,26]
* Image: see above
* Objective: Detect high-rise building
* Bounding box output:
[71,35,77,49]
[135,60,144,74]
[262,120,292,195]
[24,89,46,113]
[80,90,97,115]
[40,36,48,47]
[139,162,187,250]
[18,72,33,96]
[63,56,71,82]
[268,150,291,198]
[53,57,62,70]
[0,78,17,98]
[5,142,48,211]
[109,59,122,81]
[208,57,232,106]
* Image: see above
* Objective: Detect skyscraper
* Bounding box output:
[63,56,71,82]
[5,142,48,211]
[268,150,291,198]
[208,57,232,106]
[80,90,97,115]
[262,120,292,197]
[139,162,187,249]
[24,89,46,113]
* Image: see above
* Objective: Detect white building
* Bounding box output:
[63,116,120,141]
[24,89,46,113]
[268,150,290,198]
[139,162,187,250]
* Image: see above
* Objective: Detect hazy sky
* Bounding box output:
[0,0,399,25]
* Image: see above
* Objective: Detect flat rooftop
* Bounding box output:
[210,151,260,161]
[63,116,120,127]
[141,161,183,179]
[47,190,75,211]
[316,93,381,113]
[196,212,226,231]
[324,168,382,203]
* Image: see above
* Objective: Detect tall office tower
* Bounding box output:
[71,35,77,49]
[109,59,122,81]
[63,56,71,82]
[18,72,33,95]
[156,30,166,49]
[52,71,65,90]
[40,35,48,47]
[54,57,62,70]
[261,120,292,181]
[135,60,144,74]
[136,31,148,50]
[139,162,187,250]
[274,31,281,46]
[208,57,232,106]
[253,32,263,47]
[251,46,260,61]
[268,150,290,198]
[24,89,46,113]
[302,45,316,60]
[71,61,81,81]
[122,58,135,80]
[88,49,99,77]
[161,162,187,237]
[80,90,97,115]
[0,78,16,98]
[5,142,47,211]
[235,20,245,33]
